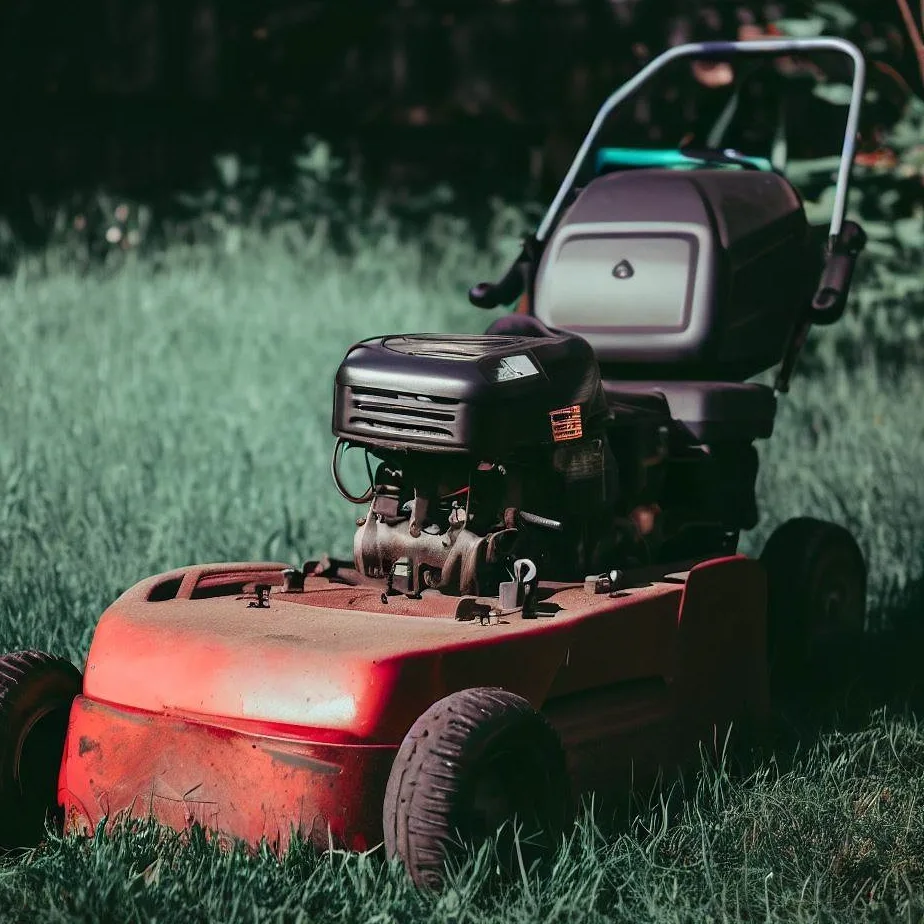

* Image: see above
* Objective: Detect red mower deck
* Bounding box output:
[59,555,768,851]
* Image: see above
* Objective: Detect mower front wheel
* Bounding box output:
[383,687,572,889]
[0,650,82,850]
[760,518,866,692]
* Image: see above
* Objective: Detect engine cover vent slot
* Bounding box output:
[383,335,525,360]
[347,388,460,440]
[348,418,455,440]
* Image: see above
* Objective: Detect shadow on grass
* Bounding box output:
[574,576,924,850]
[765,579,924,771]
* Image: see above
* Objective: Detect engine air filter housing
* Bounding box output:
[332,333,609,455]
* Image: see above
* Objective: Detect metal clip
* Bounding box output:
[583,569,624,595]
[498,558,538,616]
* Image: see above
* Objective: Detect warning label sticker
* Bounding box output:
[550,405,583,442]
[486,353,540,382]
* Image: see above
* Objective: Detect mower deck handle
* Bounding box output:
[471,38,865,310]
[537,37,865,245]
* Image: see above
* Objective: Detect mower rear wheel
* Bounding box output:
[760,518,866,691]
[383,687,572,890]
[0,650,82,850]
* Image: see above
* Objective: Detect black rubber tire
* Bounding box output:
[383,687,572,890]
[760,518,866,691]
[0,650,82,850]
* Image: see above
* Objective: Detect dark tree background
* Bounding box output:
[0,0,917,233]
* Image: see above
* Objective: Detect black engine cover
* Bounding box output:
[333,332,610,456]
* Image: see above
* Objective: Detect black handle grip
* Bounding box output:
[811,220,867,325]
[468,260,527,310]
[468,237,541,310]
[812,253,856,313]
[468,281,500,309]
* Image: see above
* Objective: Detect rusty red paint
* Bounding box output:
[59,696,396,852]
[59,555,770,853]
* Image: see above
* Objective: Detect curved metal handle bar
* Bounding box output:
[535,37,866,243]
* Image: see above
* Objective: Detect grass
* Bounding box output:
[2,233,924,921]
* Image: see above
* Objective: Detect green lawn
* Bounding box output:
[2,238,924,921]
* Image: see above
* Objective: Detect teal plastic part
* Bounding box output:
[595,147,774,173]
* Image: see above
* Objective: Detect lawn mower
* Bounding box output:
[1,37,870,889]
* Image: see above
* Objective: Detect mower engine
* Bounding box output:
[332,332,634,597]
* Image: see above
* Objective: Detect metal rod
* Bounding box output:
[535,37,866,244]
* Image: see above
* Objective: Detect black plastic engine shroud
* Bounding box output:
[332,333,610,457]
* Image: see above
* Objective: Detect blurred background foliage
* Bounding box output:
[2,0,924,367]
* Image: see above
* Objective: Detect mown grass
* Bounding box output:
[2,233,924,922]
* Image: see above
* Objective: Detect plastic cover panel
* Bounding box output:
[541,232,696,331]
[534,221,715,364]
